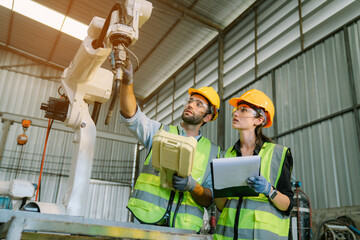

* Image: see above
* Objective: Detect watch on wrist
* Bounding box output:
[268,188,278,200]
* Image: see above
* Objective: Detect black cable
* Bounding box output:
[164,190,176,227]
[172,192,184,227]
[19,197,27,210]
[93,3,122,49]
[337,215,356,227]
[91,101,101,125]
[233,196,243,240]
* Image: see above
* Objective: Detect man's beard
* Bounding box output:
[181,110,205,125]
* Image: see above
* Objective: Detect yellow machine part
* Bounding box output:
[152,130,197,189]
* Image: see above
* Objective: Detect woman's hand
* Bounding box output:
[247,176,271,195]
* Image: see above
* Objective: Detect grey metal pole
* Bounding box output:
[0,120,13,166]
[217,30,225,150]
[4,217,25,240]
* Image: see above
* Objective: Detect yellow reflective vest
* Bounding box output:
[127,125,220,232]
[214,142,290,240]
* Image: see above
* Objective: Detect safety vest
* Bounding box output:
[127,125,220,232]
[214,142,290,240]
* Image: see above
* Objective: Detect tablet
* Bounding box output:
[211,156,261,198]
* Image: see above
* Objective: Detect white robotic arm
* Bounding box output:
[38,0,152,216]
[108,0,152,46]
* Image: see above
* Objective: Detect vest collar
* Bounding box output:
[232,139,263,156]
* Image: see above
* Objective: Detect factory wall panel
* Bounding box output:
[196,44,218,89]
[277,111,360,209]
[0,123,73,184]
[142,95,156,116]
[275,31,352,134]
[223,10,255,96]
[0,121,134,216]
[256,0,301,77]
[157,80,174,114]
[348,20,360,104]
[92,138,136,184]
[302,0,358,48]
[223,0,359,99]
[85,180,131,222]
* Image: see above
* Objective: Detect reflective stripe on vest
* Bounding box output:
[127,124,219,231]
[215,225,289,240]
[214,142,290,240]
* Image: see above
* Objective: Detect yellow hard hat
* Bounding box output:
[229,89,274,127]
[188,86,220,121]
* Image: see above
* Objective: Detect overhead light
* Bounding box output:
[0,0,88,40]
[0,0,12,9]
[62,17,88,41]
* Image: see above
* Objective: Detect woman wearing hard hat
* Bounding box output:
[214,89,294,240]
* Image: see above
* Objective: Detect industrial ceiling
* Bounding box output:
[0,0,256,102]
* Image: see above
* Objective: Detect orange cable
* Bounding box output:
[35,118,52,201]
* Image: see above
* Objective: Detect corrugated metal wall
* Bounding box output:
[0,49,136,220]
[85,180,130,221]
[140,0,360,210]
[348,19,360,103]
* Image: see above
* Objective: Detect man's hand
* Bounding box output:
[172,175,197,192]
[121,59,133,85]
[247,176,271,196]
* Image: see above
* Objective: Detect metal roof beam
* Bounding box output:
[47,0,74,62]
[0,44,65,71]
[156,0,222,31]
[5,1,15,46]
[138,0,200,70]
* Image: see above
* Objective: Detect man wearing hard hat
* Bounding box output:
[119,60,221,232]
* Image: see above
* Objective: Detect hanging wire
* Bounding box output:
[122,43,140,71]
[14,145,24,179]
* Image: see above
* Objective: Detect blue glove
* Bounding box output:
[172,175,197,192]
[247,176,271,195]
[120,59,133,85]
